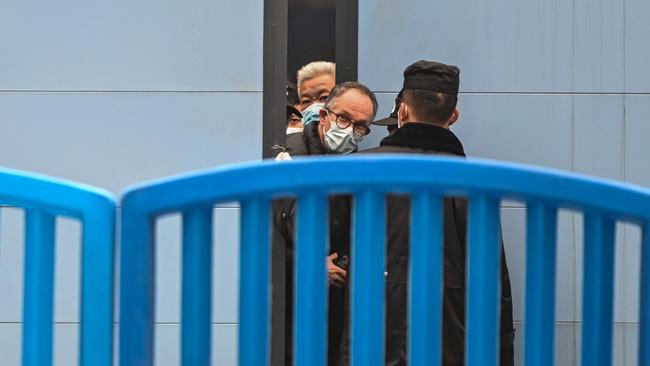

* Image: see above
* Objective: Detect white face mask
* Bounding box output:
[286,126,303,135]
[397,105,405,128]
[323,111,363,154]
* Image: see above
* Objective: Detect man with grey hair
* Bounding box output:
[273,81,377,366]
[275,61,336,156]
[297,61,336,110]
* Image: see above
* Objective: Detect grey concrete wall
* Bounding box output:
[358,0,650,364]
[0,0,262,364]
[1,0,648,364]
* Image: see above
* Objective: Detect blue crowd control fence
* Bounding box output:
[118,155,650,366]
[0,167,115,366]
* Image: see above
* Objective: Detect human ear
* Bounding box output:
[399,103,407,121]
[447,108,460,127]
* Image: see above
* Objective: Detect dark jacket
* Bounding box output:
[337,123,515,366]
[285,132,306,155]
[272,122,351,366]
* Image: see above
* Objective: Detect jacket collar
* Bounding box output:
[380,122,466,156]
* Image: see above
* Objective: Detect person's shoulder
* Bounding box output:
[285,133,309,156]
[358,146,383,153]
[358,145,419,154]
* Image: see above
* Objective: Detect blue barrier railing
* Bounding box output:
[118,155,650,366]
[0,167,115,366]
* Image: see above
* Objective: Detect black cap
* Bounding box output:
[401,60,460,96]
[287,104,302,120]
[287,82,299,106]
[372,93,401,126]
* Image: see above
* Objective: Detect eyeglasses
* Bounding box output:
[325,109,371,137]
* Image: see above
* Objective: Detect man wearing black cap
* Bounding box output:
[337,60,515,365]
[371,92,401,134]
[283,83,306,153]
[285,104,305,153]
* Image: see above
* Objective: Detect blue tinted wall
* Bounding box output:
[357,0,650,365]
[0,0,262,364]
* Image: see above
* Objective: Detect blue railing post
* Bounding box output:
[238,198,271,366]
[181,207,214,366]
[120,207,156,366]
[22,209,56,366]
[582,214,616,366]
[295,193,329,366]
[639,224,650,366]
[351,190,386,366]
[80,208,115,366]
[409,192,444,366]
[524,202,558,366]
[466,196,501,366]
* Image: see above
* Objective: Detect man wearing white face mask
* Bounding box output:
[276,82,377,158]
[272,81,377,366]
[318,81,376,154]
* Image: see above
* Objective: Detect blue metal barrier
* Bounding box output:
[0,167,115,366]
[118,155,650,366]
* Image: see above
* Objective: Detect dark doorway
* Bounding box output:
[287,0,336,84]
[263,0,357,159]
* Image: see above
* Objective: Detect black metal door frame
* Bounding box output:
[335,0,358,84]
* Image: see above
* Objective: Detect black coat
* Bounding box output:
[285,132,307,155]
[272,123,351,366]
[337,123,515,366]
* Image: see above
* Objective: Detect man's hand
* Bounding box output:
[327,253,347,287]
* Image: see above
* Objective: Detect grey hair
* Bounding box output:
[323,81,378,121]
[296,61,336,97]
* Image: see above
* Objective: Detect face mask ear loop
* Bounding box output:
[397,106,404,128]
[324,109,333,132]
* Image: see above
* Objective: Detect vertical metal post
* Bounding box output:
[581,214,615,366]
[640,223,650,366]
[80,207,116,366]
[181,207,214,366]
[264,1,289,362]
[351,191,385,366]
[466,196,501,366]
[294,194,329,366]
[336,0,359,83]
[120,208,156,366]
[409,192,444,366]
[262,0,288,158]
[239,198,272,366]
[524,203,557,366]
[22,209,56,366]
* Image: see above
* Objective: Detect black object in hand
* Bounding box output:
[332,254,349,271]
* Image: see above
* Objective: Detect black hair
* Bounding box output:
[324,81,378,121]
[401,89,457,124]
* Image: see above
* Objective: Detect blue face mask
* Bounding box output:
[323,110,363,154]
[301,102,325,126]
